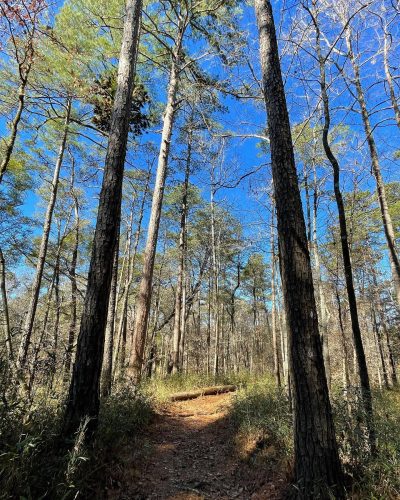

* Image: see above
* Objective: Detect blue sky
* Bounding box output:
[1,0,399,282]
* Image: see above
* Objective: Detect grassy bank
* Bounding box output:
[229,376,400,499]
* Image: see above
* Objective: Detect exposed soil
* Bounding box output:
[106,392,287,499]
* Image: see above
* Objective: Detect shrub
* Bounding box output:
[229,375,293,463]
[333,387,400,499]
[229,377,400,499]
[0,384,154,499]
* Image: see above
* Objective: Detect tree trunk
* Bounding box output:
[0,76,30,184]
[370,300,388,389]
[211,173,220,377]
[64,189,80,382]
[381,315,398,386]
[335,283,351,391]
[345,29,400,308]
[128,29,183,382]
[308,4,376,452]
[101,241,119,397]
[270,204,281,387]
[28,218,70,397]
[171,135,191,374]
[179,276,187,370]
[207,275,211,376]
[17,100,71,373]
[113,173,150,376]
[255,1,344,497]
[48,241,62,390]
[312,164,331,389]
[230,262,241,375]
[383,29,400,129]
[0,247,13,362]
[62,0,143,438]
[27,273,56,397]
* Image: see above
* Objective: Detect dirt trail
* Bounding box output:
[109,392,286,499]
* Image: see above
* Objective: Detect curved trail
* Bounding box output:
[109,392,285,499]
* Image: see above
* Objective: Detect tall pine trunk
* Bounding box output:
[0,247,13,362]
[171,134,191,374]
[307,4,376,452]
[17,100,71,373]
[113,175,149,377]
[64,193,79,382]
[383,28,400,129]
[255,1,344,496]
[270,204,281,387]
[63,0,143,437]
[128,26,184,383]
[312,164,331,389]
[101,241,119,397]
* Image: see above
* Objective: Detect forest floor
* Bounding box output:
[106,391,287,499]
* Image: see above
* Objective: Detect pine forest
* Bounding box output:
[0,0,399,498]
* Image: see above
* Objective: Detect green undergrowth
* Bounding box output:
[0,385,153,499]
[229,374,293,465]
[342,387,400,499]
[229,376,400,499]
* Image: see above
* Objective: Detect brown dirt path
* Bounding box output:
[107,392,286,499]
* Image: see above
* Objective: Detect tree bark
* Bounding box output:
[114,171,150,375]
[0,77,29,184]
[383,28,400,129]
[171,134,191,374]
[306,4,376,452]
[101,240,119,397]
[48,235,62,390]
[255,1,344,497]
[179,276,187,370]
[335,281,351,391]
[128,26,184,383]
[270,204,281,387]
[62,0,143,438]
[28,217,71,396]
[370,300,388,389]
[381,314,397,386]
[169,384,237,402]
[210,170,221,378]
[0,247,13,362]
[311,164,331,389]
[64,185,80,382]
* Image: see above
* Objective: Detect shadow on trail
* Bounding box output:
[107,393,285,500]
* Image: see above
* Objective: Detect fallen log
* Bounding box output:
[169,384,237,402]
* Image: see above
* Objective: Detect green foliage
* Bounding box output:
[333,387,400,499]
[164,182,203,222]
[98,388,153,447]
[37,0,123,95]
[0,389,64,499]
[230,378,400,498]
[242,253,269,301]
[88,69,151,135]
[293,121,350,169]
[0,380,153,499]
[229,375,293,460]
